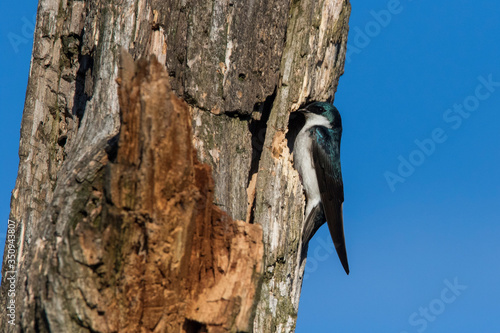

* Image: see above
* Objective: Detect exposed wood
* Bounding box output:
[106,52,264,332]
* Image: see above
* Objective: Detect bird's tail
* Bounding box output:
[326,202,349,275]
[301,203,350,275]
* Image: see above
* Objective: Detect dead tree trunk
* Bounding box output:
[0,0,350,332]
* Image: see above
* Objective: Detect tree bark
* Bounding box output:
[0,0,350,332]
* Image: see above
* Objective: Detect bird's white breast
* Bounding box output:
[294,114,331,217]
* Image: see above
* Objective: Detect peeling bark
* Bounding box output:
[1,0,350,332]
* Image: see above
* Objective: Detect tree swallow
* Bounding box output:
[293,102,349,274]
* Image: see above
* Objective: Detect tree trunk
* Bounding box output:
[0,0,350,332]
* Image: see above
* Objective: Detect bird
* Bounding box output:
[293,101,349,274]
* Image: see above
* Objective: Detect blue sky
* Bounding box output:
[0,0,38,258]
[297,1,500,332]
[1,1,499,332]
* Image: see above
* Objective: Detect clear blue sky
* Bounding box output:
[0,0,38,259]
[1,1,499,332]
[297,1,500,332]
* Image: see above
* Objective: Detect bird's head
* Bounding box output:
[299,102,342,131]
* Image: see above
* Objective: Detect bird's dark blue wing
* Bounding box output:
[301,203,324,259]
[310,126,349,274]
